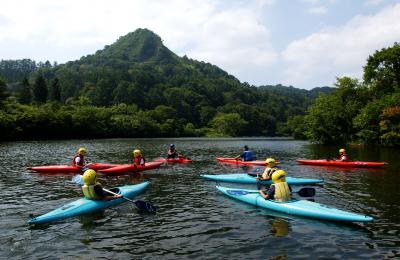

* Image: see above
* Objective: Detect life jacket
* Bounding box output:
[243,151,254,161]
[72,155,84,166]
[134,156,145,166]
[167,149,178,158]
[262,167,277,179]
[272,182,291,202]
[339,153,349,161]
[82,183,102,200]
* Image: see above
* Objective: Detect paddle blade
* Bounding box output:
[227,190,250,196]
[135,200,157,214]
[71,174,84,186]
[297,187,315,197]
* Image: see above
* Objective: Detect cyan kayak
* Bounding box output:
[216,186,373,223]
[202,173,323,185]
[28,182,149,224]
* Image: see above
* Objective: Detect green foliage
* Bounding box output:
[49,77,61,102]
[0,77,9,104]
[286,115,309,139]
[363,42,400,98]
[32,74,48,104]
[17,77,32,104]
[209,113,248,137]
[0,59,37,82]
[305,77,365,144]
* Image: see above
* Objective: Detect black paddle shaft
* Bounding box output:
[103,188,157,213]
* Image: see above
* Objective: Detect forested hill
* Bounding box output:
[0,28,333,140]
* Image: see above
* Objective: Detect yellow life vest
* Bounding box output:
[262,167,277,179]
[82,183,102,200]
[272,182,291,202]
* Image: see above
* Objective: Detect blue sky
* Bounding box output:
[0,0,399,89]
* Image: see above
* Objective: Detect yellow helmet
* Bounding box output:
[133,149,141,157]
[272,170,286,183]
[82,169,96,185]
[339,148,346,154]
[266,158,276,166]
[78,147,87,155]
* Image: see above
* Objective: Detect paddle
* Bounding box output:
[247,167,262,177]
[71,175,156,213]
[102,188,156,214]
[226,187,316,197]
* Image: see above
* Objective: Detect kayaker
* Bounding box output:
[256,158,278,181]
[235,145,254,161]
[167,144,180,159]
[133,149,146,166]
[259,170,291,202]
[72,147,87,170]
[81,169,122,201]
[338,148,349,161]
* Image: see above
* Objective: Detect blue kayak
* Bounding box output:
[216,186,373,223]
[28,182,149,224]
[202,173,323,185]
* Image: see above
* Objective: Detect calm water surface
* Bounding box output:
[0,138,399,259]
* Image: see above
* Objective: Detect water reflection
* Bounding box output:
[270,218,290,237]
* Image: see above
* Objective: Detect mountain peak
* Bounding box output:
[92,28,177,63]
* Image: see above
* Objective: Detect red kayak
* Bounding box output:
[216,157,270,166]
[156,157,192,164]
[27,163,118,173]
[297,159,387,168]
[99,161,163,174]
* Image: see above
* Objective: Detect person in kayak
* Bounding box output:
[72,147,87,170]
[256,158,278,181]
[259,170,291,202]
[133,149,146,166]
[167,144,180,158]
[338,148,349,161]
[82,169,122,201]
[235,145,254,161]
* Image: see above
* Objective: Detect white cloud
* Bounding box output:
[281,4,400,89]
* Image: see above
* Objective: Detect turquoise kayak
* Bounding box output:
[202,173,323,185]
[216,186,373,223]
[28,182,149,224]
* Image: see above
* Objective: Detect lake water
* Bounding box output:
[0,138,399,259]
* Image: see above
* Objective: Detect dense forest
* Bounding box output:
[0,29,399,146]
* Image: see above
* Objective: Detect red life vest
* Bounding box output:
[339,153,349,161]
[72,155,85,166]
[133,156,145,166]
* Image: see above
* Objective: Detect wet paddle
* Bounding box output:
[226,187,316,197]
[102,188,156,214]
